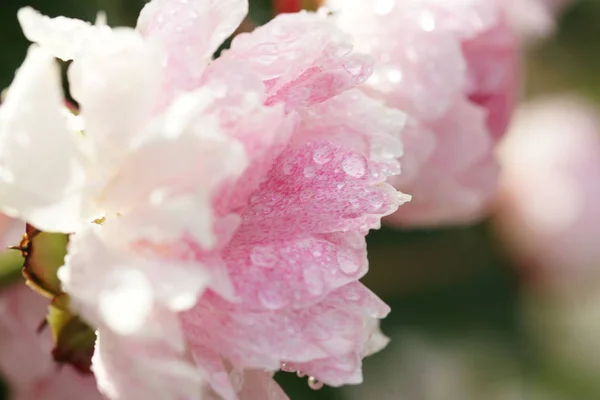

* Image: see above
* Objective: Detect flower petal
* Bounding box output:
[181,283,389,379]
[0,46,85,232]
[61,224,209,342]
[17,7,95,61]
[137,0,248,101]
[67,28,164,162]
[224,12,373,110]
[100,87,247,248]
[93,329,203,400]
[237,370,289,400]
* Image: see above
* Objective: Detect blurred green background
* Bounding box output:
[1,0,600,399]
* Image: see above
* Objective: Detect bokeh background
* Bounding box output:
[1,0,600,399]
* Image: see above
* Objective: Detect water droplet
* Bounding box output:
[297,371,306,378]
[341,154,366,178]
[303,165,317,178]
[250,246,278,268]
[308,377,324,390]
[332,39,353,58]
[259,287,288,310]
[282,160,294,175]
[373,0,395,15]
[256,205,273,215]
[281,363,296,373]
[336,248,361,275]
[313,144,334,164]
[344,59,363,77]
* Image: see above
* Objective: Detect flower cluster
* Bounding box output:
[0,0,405,398]
[0,0,575,398]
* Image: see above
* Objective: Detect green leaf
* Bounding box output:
[20,224,69,299]
[47,294,96,374]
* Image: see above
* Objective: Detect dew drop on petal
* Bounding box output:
[282,160,294,175]
[303,165,317,178]
[296,371,306,378]
[336,248,361,275]
[259,287,288,310]
[308,377,324,390]
[342,154,367,178]
[313,144,335,164]
[344,59,364,76]
[250,246,278,268]
[281,363,296,373]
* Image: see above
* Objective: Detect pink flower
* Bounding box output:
[2,1,405,398]
[0,284,103,400]
[494,96,600,290]
[323,0,520,226]
[505,0,574,42]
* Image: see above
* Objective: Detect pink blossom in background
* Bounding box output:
[505,0,574,42]
[0,284,104,400]
[322,0,520,226]
[0,0,406,398]
[0,214,23,249]
[494,96,600,290]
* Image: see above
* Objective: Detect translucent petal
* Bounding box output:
[67,28,163,162]
[18,7,95,61]
[137,0,248,101]
[0,46,85,232]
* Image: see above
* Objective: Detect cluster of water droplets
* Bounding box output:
[280,363,325,391]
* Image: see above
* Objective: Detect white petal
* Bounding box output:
[0,46,85,232]
[93,330,204,400]
[98,269,154,335]
[62,223,210,340]
[17,7,95,61]
[67,28,164,162]
[101,88,247,248]
[136,0,248,100]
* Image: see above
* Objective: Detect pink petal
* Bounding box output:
[0,284,103,400]
[137,0,248,103]
[93,329,203,400]
[388,100,499,226]
[223,12,373,110]
[181,283,389,383]
[326,0,518,226]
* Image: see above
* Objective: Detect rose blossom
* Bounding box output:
[0,0,406,398]
[494,96,600,290]
[321,0,520,226]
